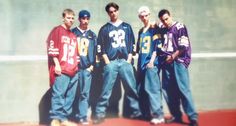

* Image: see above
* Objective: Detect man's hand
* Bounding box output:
[102,54,110,65]
[147,52,156,68]
[146,62,154,68]
[126,53,133,64]
[53,57,61,75]
[86,65,94,72]
[166,55,174,64]
[55,64,62,75]
[166,50,181,64]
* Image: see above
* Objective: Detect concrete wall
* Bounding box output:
[0,0,236,123]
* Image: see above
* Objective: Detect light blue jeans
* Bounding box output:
[95,59,141,117]
[145,66,163,118]
[76,69,92,120]
[162,61,198,121]
[50,73,78,121]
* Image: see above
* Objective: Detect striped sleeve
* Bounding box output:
[47,27,59,57]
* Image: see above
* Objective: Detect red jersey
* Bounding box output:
[47,25,79,86]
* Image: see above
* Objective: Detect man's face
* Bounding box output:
[139,13,150,24]
[63,13,75,28]
[79,17,89,26]
[160,13,172,28]
[108,7,118,21]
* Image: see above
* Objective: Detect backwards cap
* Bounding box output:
[79,10,90,18]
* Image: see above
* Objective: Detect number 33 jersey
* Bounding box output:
[47,25,78,85]
[97,21,135,60]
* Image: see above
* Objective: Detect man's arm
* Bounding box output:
[147,51,157,68]
[102,54,110,65]
[126,53,133,64]
[165,50,184,63]
[86,65,94,72]
[53,57,61,75]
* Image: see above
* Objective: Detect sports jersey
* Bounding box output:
[47,25,78,85]
[97,21,134,60]
[136,25,163,71]
[71,27,97,69]
[160,22,191,67]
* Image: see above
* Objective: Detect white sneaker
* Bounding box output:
[50,119,61,126]
[150,117,165,125]
[79,118,89,125]
[61,120,77,126]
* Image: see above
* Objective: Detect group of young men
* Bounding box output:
[46,2,198,126]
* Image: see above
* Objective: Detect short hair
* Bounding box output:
[62,8,75,18]
[105,2,119,13]
[138,6,150,16]
[158,9,170,18]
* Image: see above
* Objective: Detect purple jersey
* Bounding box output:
[162,22,191,67]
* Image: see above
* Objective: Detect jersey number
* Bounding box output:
[109,30,126,48]
[140,36,151,53]
[163,34,174,52]
[77,37,89,56]
[62,43,76,64]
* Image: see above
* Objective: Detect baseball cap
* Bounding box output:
[138,6,150,16]
[79,10,90,18]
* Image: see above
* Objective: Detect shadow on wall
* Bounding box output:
[38,88,51,125]
[37,65,133,125]
[37,78,122,125]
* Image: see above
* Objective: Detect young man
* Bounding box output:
[90,57,123,119]
[93,2,142,124]
[47,9,78,126]
[136,6,165,125]
[158,9,198,126]
[71,10,97,125]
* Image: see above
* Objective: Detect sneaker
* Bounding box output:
[129,112,143,119]
[50,119,61,126]
[165,117,183,124]
[61,120,77,126]
[93,116,105,124]
[189,120,198,126]
[79,118,89,125]
[150,117,165,125]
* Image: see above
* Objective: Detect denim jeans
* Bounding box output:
[145,66,163,118]
[50,73,78,121]
[95,59,141,117]
[76,69,92,120]
[162,61,198,120]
